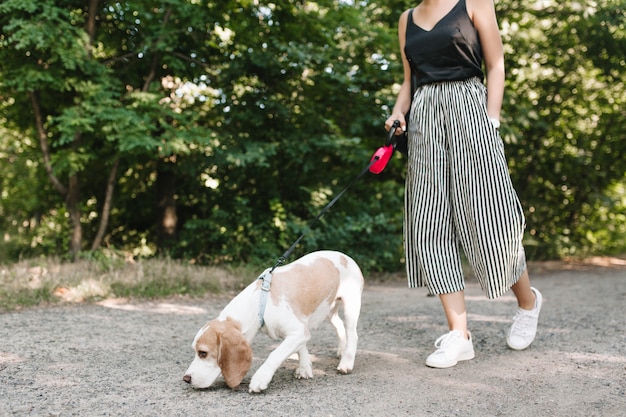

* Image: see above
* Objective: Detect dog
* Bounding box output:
[183,250,364,393]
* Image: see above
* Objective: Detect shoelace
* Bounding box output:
[434,332,462,349]
[510,310,536,335]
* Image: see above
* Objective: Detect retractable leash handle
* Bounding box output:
[385,120,402,147]
[369,120,401,174]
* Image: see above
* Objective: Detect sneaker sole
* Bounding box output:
[425,351,475,369]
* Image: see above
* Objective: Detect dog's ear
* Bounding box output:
[217,322,252,389]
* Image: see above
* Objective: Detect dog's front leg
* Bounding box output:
[249,334,307,393]
[294,345,313,380]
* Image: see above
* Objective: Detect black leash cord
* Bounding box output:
[269,155,381,273]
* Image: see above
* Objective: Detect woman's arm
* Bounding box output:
[385,9,413,134]
[469,0,505,122]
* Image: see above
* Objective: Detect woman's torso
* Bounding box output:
[404,0,484,87]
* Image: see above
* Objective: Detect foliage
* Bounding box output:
[499,0,626,258]
[1,0,625,271]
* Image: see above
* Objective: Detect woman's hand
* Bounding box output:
[384,114,407,135]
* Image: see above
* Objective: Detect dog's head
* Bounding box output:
[183,317,252,389]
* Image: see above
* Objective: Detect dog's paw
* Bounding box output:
[249,369,272,393]
[336,365,353,374]
[337,358,354,375]
[248,379,268,393]
[294,365,313,380]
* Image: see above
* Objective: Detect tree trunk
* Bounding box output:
[91,157,120,251]
[86,0,99,58]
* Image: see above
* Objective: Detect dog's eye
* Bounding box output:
[198,350,208,359]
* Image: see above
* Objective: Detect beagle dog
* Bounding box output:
[183,250,364,393]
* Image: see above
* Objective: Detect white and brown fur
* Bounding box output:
[183,250,364,393]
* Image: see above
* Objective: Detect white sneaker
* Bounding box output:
[425,330,475,368]
[507,287,543,350]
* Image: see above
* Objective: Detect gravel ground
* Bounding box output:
[1,264,625,417]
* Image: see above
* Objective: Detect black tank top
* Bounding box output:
[404,0,483,87]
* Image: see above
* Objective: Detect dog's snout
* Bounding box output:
[183,374,192,384]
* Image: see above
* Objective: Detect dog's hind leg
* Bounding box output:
[336,290,361,374]
[329,305,347,358]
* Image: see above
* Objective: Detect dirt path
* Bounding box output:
[1,265,625,417]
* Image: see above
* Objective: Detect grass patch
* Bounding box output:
[0,254,255,312]
[0,285,57,311]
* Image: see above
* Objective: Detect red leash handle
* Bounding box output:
[368,145,394,174]
[369,120,402,174]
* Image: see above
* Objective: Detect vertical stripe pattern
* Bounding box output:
[404,78,527,299]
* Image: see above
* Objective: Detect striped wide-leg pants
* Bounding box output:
[404,77,527,299]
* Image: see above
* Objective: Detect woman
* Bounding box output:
[385,0,542,368]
